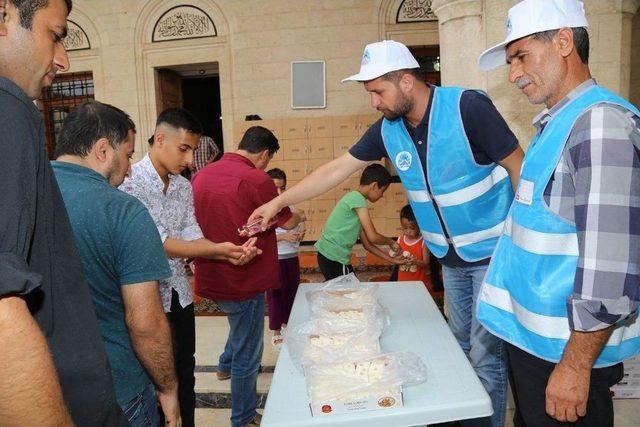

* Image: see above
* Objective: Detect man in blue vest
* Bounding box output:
[477,0,640,425]
[252,40,523,427]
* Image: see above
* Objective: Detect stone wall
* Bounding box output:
[66,0,640,157]
[433,0,640,148]
[69,0,391,155]
[630,9,640,106]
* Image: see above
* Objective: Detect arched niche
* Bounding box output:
[152,4,217,42]
[61,4,105,100]
[379,0,439,47]
[64,19,91,51]
[396,0,438,23]
[133,0,233,154]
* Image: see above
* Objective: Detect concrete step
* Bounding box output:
[195,370,273,394]
[196,391,267,410]
[195,317,279,368]
[195,408,231,426]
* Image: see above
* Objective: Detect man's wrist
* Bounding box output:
[158,381,179,395]
[205,241,225,259]
[560,351,594,375]
[559,328,613,373]
[273,196,287,213]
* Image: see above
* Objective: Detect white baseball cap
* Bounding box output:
[342,40,420,83]
[478,0,588,71]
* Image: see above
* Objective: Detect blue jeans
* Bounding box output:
[121,382,159,427]
[217,294,264,427]
[443,265,507,427]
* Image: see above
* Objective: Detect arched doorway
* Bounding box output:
[134,0,232,155]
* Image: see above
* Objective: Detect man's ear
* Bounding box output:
[399,72,415,93]
[0,0,9,37]
[556,27,575,59]
[154,131,165,147]
[92,138,110,163]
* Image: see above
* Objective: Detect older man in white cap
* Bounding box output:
[477,0,640,425]
[252,39,523,427]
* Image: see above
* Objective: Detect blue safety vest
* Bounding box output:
[381,86,513,261]
[477,85,640,367]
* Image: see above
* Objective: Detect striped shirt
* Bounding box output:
[536,79,640,332]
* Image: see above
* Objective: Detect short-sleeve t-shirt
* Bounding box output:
[349,86,519,267]
[0,77,127,425]
[192,153,292,301]
[315,191,368,265]
[53,161,172,406]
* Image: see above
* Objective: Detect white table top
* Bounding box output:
[262,281,492,427]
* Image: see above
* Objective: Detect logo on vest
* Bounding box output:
[395,151,412,171]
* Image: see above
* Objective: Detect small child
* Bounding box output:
[266,168,306,347]
[396,204,432,290]
[315,164,401,281]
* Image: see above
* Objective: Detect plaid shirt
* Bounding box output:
[535,79,640,332]
[192,135,220,172]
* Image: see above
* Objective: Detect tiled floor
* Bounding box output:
[195,317,640,427]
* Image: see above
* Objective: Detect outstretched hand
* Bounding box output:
[390,255,407,265]
[248,200,281,231]
[281,232,299,243]
[221,238,262,265]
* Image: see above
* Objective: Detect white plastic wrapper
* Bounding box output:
[306,273,379,313]
[283,318,383,370]
[306,274,390,330]
[311,306,388,332]
[306,352,428,403]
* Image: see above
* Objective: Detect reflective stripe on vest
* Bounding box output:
[382,86,513,261]
[503,215,579,256]
[477,85,640,367]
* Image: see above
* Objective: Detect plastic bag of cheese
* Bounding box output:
[306,352,428,403]
[282,317,383,371]
[307,273,378,310]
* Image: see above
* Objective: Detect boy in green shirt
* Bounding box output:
[315,164,402,280]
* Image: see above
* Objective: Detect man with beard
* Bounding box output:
[251,40,523,427]
[0,0,126,424]
[477,0,640,425]
[53,101,181,426]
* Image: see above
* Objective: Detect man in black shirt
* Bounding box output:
[0,0,126,424]
[252,40,523,427]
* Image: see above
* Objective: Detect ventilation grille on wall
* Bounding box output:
[291,61,326,109]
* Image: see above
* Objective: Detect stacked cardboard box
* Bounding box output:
[611,356,640,399]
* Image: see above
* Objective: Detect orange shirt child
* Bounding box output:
[396,204,432,289]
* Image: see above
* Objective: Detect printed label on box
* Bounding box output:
[309,390,403,416]
[611,387,640,399]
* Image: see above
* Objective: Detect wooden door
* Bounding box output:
[408,46,441,86]
[155,69,183,113]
